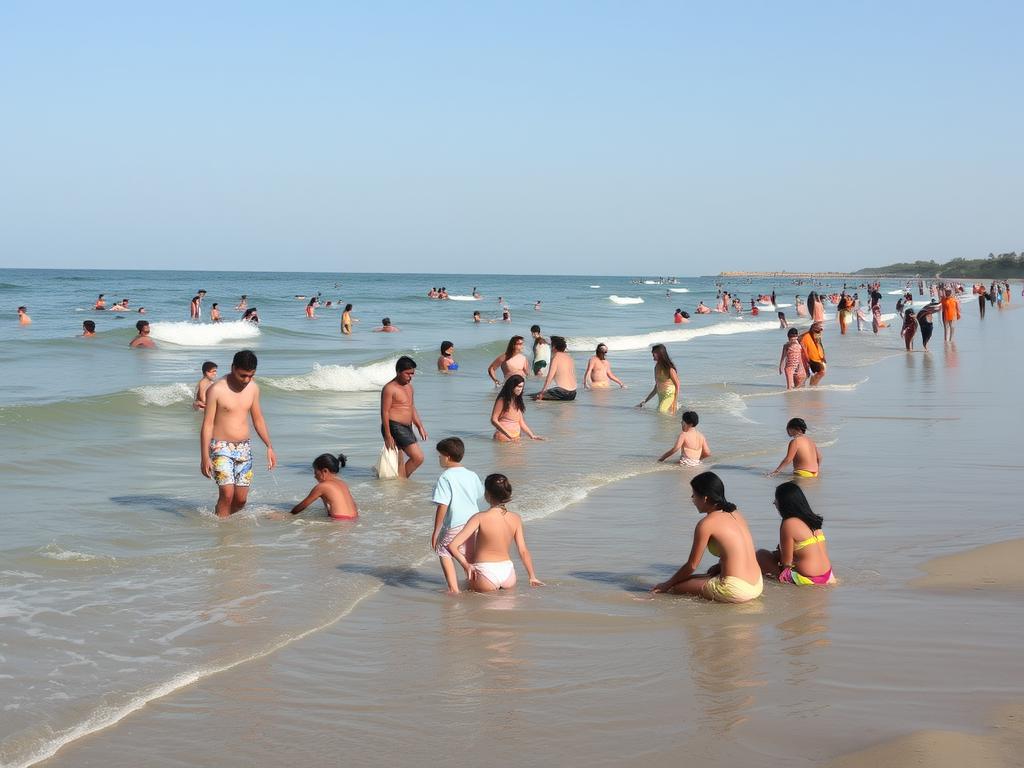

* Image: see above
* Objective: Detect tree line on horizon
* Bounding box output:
[854,252,1024,278]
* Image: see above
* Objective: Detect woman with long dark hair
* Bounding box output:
[651,471,762,602]
[636,344,680,414]
[756,481,835,585]
[491,375,543,442]
[487,336,529,386]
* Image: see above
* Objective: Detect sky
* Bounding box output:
[1,1,1021,275]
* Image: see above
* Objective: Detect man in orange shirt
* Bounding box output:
[800,322,827,386]
[941,289,961,341]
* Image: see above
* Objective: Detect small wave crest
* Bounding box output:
[148,321,260,347]
[131,383,194,407]
[668,288,690,293]
[268,360,396,392]
[568,319,777,352]
[447,295,479,301]
[608,295,644,305]
[36,544,111,563]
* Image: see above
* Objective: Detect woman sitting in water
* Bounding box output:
[448,473,544,592]
[636,343,680,414]
[756,482,835,585]
[437,340,458,372]
[490,375,543,442]
[651,471,763,602]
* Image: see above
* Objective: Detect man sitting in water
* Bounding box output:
[657,410,711,467]
[533,336,577,401]
[129,320,155,348]
[767,418,821,478]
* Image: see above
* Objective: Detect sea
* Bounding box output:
[1,269,1021,768]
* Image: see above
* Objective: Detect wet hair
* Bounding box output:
[241,294,247,299]
[473,310,481,317]
[496,374,526,417]
[505,335,524,357]
[689,471,737,513]
[435,436,465,462]
[682,410,699,427]
[83,320,96,332]
[530,324,541,334]
[381,317,391,325]
[135,320,149,332]
[344,303,353,312]
[313,453,347,473]
[807,291,819,310]
[211,303,218,309]
[774,481,824,530]
[202,361,217,373]
[308,297,317,306]
[233,349,258,370]
[595,343,608,359]
[485,473,513,504]
[440,340,454,355]
[18,306,27,312]
[680,311,690,319]
[787,327,799,338]
[395,355,416,373]
[778,311,786,319]
[905,309,915,318]
[676,308,682,314]
[98,294,104,299]
[786,417,807,433]
[650,343,676,375]
[551,335,567,352]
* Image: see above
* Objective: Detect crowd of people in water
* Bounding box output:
[15,277,1016,602]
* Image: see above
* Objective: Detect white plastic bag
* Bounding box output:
[374,446,401,480]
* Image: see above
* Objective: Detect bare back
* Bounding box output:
[549,351,577,390]
[472,507,522,563]
[320,477,358,519]
[791,435,820,473]
[700,510,761,583]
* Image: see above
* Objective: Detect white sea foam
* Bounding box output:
[131,383,194,407]
[761,302,793,308]
[589,285,601,288]
[447,295,479,301]
[568,319,778,352]
[608,295,644,305]
[148,321,260,347]
[888,289,909,295]
[669,288,690,293]
[268,361,395,392]
[37,544,109,563]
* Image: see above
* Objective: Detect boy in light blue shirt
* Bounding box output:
[431,437,485,593]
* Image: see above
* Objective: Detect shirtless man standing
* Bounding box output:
[533,336,578,401]
[200,349,276,517]
[767,418,822,478]
[583,343,626,389]
[129,320,155,348]
[380,356,428,478]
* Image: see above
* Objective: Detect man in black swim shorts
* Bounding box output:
[380,356,429,478]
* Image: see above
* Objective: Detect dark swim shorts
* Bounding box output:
[539,387,577,401]
[808,361,825,374]
[533,360,547,375]
[381,420,417,448]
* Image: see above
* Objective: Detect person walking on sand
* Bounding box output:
[200,349,276,518]
[901,309,918,351]
[941,289,961,341]
[380,356,428,478]
[488,336,530,386]
[636,343,680,414]
[129,320,155,348]
[448,473,544,592]
[767,418,822,478]
[650,471,762,603]
[584,343,626,389]
[756,481,835,586]
[491,375,544,442]
[778,327,810,389]
[533,336,578,401]
[657,411,711,467]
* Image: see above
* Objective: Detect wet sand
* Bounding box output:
[911,539,1024,590]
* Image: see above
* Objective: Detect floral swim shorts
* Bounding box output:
[209,439,254,487]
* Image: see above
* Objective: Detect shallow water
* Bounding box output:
[0,269,1018,767]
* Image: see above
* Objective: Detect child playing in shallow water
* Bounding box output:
[290,453,358,520]
[448,473,543,593]
[657,411,711,467]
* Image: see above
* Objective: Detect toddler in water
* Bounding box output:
[290,453,358,519]
[448,473,543,593]
[657,410,711,467]
[431,437,486,593]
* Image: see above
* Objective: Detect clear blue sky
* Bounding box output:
[2,2,1020,274]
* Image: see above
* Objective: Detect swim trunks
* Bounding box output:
[474,560,517,589]
[209,439,254,487]
[532,360,547,375]
[779,567,836,585]
[793,469,818,478]
[538,387,576,401]
[435,524,468,558]
[381,420,417,449]
[700,574,763,603]
[808,361,824,374]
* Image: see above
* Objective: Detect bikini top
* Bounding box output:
[448,363,459,370]
[793,531,826,551]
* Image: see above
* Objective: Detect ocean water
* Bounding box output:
[0,268,1015,768]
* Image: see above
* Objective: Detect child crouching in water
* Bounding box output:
[290,453,358,520]
[657,410,711,467]
[448,473,544,592]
